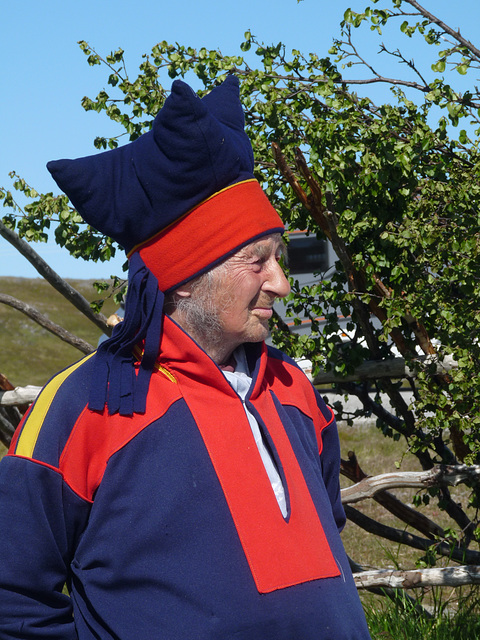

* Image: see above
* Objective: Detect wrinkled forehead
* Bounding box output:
[234,232,286,259]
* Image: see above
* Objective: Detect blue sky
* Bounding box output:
[1,0,479,278]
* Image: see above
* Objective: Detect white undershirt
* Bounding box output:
[222,347,287,517]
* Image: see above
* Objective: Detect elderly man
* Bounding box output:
[0,76,371,639]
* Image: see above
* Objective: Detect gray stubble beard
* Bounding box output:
[169,263,230,354]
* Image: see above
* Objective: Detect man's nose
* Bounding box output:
[266,260,291,299]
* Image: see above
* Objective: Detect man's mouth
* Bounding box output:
[250,303,274,320]
[250,295,276,320]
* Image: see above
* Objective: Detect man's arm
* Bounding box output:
[317,407,346,533]
[0,455,88,639]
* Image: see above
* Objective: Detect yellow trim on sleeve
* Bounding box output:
[155,363,177,383]
[132,345,177,383]
[15,353,96,459]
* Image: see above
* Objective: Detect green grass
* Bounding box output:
[337,420,473,571]
[0,276,118,387]
[337,420,480,637]
[364,594,480,639]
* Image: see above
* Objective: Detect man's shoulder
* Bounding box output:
[263,344,334,426]
[263,343,311,393]
[265,343,308,377]
[9,353,184,501]
[9,353,97,466]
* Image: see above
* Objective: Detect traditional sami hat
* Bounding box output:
[47,75,284,415]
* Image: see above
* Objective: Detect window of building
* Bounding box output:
[287,234,328,275]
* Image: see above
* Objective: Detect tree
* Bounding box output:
[2,0,480,582]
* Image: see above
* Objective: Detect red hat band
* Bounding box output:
[134,179,285,292]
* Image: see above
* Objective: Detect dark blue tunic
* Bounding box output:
[0,316,371,639]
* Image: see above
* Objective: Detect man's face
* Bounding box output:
[208,233,290,358]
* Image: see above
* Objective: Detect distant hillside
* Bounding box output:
[0,277,118,388]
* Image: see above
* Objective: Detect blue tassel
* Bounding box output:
[89,253,164,415]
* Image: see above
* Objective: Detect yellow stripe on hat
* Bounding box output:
[15,353,96,459]
[126,179,257,259]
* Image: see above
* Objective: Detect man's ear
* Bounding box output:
[173,283,193,298]
[164,282,192,318]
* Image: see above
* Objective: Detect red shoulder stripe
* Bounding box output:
[58,371,182,501]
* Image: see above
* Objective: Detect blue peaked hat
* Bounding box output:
[48,76,257,253]
[47,75,284,415]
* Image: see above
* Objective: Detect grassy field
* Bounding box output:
[0,276,118,388]
[1,277,479,637]
[337,418,480,637]
[364,596,480,639]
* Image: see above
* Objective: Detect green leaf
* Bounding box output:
[431,59,446,73]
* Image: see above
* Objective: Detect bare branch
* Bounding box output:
[0,386,42,407]
[0,410,16,448]
[341,464,480,504]
[403,0,480,61]
[348,557,433,615]
[0,220,110,335]
[354,565,480,590]
[306,354,458,384]
[344,504,480,565]
[341,451,446,540]
[0,293,94,355]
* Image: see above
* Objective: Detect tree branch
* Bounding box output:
[0,386,42,407]
[344,504,480,565]
[341,464,480,504]
[348,557,433,615]
[0,410,16,448]
[0,293,95,355]
[306,354,458,384]
[354,565,480,590]
[341,451,446,540]
[0,219,110,334]
[403,0,480,61]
